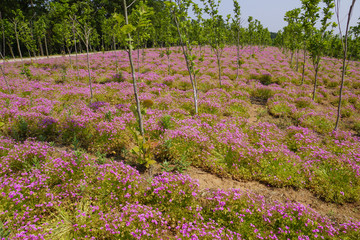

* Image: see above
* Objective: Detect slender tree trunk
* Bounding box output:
[167,49,171,75]
[312,64,319,101]
[7,43,15,59]
[172,10,198,115]
[44,34,49,58]
[67,45,72,68]
[296,49,299,72]
[1,12,5,59]
[38,36,44,56]
[85,39,93,101]
[27,48,32,60]
[335,0,356,131]
[0,64,11,94]
[301,48,306,85]
[290,51,294,68]
[72,27,79,81]
[32,49,37,60]
[217,55,222,87]
[123,0,144,136]
[14,24,24,67]
[235,30,240,80]
[113,36,118,74]
[137,39,141,80]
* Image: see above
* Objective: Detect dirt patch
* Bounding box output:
[247,102,267,124]
[185,166,360,224]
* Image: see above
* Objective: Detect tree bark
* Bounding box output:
[44,34,49,58]
[334,0,357,131]
[124,0,144,136]
[172,7,198,115]
[85,38,93,101]
[38,36,44,56]
[0,64,11,94]
[7,43,15,59]
[14,23,24,67]
[301,48,306,85]
[312,64,319,101]
[1,12,5,58]
[113,36,119,74]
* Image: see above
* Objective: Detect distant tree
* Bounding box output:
[157,5,177,75]
[10,9,25,66]
[102,14,120,74]
[201,0,228,87]
[283,8,302,70]
[33,17,47,57]
[74,2,97,101]
[130,0,154,79]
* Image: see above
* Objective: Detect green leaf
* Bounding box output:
[121,24,136,35]
[131,146,140,154]
[145,159,156,168]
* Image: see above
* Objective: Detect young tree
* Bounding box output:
[349,19,360,61]
[247,16,256,55]
[299,0,319,85]
[191,3,206,55]
[167,0,199,115]
[69,14,80,80]
[10,9,25,66]
[157,5,177,75]
[201,0,227,87]
[334,0,357,131]
[283,8,302,69]
[34,17,47,57]
[102,14,120,74]
[122,0,145,136]
[130,0,154,79]
[232,0,243,80]
[2,19,15,59]
[308,0,334,101]
[75,2,96,101]
[53,18,73,65]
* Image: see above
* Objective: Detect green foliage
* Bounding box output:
[10,153,44,172]
[20,65,32,80]
[159,115,173,130]
[130,130,156,168]
[0,220,10,239]
[301,114,334,134]
[11,116,29,141]
[269,102,293,117]
[142,99,154,108]
[312,162,360,203]
[251,87,274,101]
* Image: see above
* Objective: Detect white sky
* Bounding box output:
[191,0,360,33]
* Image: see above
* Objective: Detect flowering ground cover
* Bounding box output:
[0,46,359,238]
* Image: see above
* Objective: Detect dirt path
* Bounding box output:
[185,166,360,224]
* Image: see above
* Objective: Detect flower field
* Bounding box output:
[0,46,360,239]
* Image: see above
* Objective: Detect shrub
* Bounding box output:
[251,87,274,102]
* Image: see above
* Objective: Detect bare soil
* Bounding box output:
[185,166,360,224]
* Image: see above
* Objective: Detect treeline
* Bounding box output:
[0,0,272,59]
[274,2,360,62]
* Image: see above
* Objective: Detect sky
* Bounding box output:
[191,0,360,33]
